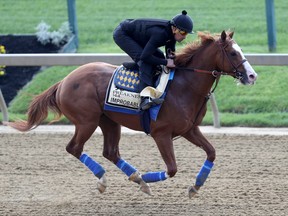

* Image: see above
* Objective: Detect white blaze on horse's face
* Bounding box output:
[232,43,258,85]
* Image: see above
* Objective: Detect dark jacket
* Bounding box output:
[120,19,176,66]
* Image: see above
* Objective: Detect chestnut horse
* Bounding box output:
[7,31,257,198]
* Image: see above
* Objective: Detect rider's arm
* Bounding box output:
[140,37,167,66]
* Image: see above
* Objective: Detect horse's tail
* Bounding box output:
[6,82,62,132]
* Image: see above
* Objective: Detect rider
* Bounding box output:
[113,10,193,110]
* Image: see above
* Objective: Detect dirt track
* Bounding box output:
[1,130,288,216]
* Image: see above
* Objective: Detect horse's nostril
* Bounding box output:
[249,74,257,81]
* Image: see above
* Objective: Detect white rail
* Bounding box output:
[0,53,131,66]
[1,53,288,66]
[1,53,288,127]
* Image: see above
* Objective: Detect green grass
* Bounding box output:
[1,0,288,126]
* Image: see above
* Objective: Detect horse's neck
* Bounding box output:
[197,44,220,85]
[176,59,218,97]
[174,71,215,99]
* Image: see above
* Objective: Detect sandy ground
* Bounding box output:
[1,126,288,216]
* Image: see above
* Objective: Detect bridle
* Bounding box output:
[174,39,247,80]
[218,39,247,80]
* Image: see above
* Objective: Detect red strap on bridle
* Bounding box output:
[174,67,235,77]
[174,39,247,79]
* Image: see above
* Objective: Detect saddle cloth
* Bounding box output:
[104,65,174,121]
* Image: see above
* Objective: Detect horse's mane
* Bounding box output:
[175,31,222,67]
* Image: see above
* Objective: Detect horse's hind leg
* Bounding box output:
[99,115,151,195]
[66,121,107,193]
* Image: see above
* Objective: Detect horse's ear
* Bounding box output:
[229,31,234,39]
[221,30,227,42]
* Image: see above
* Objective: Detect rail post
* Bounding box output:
[0,89,8,122]
[210,93,220,128]
[265,0,277,52]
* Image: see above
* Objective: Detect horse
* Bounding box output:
[6,31,257,198]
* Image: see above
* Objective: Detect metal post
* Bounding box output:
[0,89,8,122]
[265,0,277,52]
[210,93,220,128]
[67,0,78,48]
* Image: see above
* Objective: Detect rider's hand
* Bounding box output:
[166,59,176,68]
[168,52,176,59]
[167,48,176,59]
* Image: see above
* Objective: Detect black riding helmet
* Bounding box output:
[171,10,193,34]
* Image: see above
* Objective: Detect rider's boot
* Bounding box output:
[140,96,164,110]
[140,97,153,110]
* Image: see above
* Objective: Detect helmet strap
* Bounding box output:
[171,26,178,34]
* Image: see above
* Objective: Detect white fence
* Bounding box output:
[1,53,288,66]
[1,53,288,127]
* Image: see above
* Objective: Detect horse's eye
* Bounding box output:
[231,51,237,56]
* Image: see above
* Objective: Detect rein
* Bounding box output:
[174,66,235,77]
[174,66,223,94]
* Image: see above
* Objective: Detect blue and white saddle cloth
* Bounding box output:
[104,65,174,121]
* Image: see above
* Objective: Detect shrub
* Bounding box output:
[35,21,72,47]
[0,45,6,76]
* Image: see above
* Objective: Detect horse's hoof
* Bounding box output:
[188,185,200,199]
[97,175,107,194]
[140,184,152,196]
[129,172,152,195]
[128,172,142,184]
[97,181,107,193]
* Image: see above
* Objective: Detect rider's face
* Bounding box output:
[172,27,188,42]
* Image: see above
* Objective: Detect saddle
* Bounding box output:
[113,62,141,92]
[115,62,163,92]
[104,62,174,119]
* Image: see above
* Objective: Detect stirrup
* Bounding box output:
[140,97,164,110]
[140,97,153,110]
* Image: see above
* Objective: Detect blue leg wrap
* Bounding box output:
[116,159,137,177]
[141,171,167,183]
[80,153,105,179]
[195,160,214,187]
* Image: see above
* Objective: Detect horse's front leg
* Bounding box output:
[150,133,177,179]
[182,126,215,198]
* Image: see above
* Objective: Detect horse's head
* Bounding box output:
[175,31,257,85]
[216,31,257,85]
